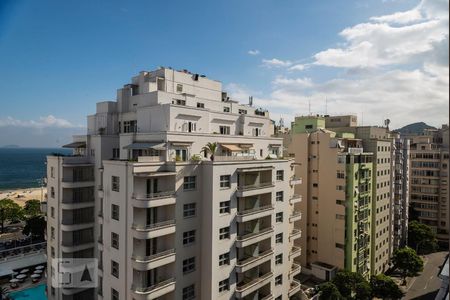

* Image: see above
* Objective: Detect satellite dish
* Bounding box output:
[384,119,391,127]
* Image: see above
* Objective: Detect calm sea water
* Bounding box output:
[0,148,71,190]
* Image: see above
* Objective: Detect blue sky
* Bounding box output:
[0,0,448,147]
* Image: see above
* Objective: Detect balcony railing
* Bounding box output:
[133,191,176,200]
[237,182,274,191]
[132,278,175,294]
[289,211,302,221]
[236,249,273,267]
[132,220,175,231]
[236,227,273,242]
[236,271,273,292]
[132,249,175,262]
[214,155,256,162]
[236,205,274,217]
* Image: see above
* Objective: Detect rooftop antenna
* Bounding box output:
[308,99,311,115]
[279,116,285,128]
[249,96,253,107]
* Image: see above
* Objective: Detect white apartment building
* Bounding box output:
[46,67,302,300]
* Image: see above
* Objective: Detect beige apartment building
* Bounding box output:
[287,116,373,279]
[46,67,303,300]
[408,126,449,246]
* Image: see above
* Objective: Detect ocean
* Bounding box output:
[0,148,71,190]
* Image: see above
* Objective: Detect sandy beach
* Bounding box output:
[0,187,47,207]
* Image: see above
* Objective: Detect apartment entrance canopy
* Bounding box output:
[123,142,166,151]
[221,144,242,151]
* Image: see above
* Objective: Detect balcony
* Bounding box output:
[131,278,175,300]
[131,249,176,271]
[62,177,95,189]
[288,279,301,297]
[289,263,301,278]
[236,182,275,197]
[236,249,273,273]
[235,272,273,299]
[236,227,274,248]
[132,191,176,208]
[290,177,302,186]
[289,211,302,222]
[289,229,302,241]
[289,194,302,204]
[236,205,274,223]
[132,220,176,239]
[289,246,302,260]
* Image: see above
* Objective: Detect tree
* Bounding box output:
[23,199,42,218]
[22,216,46,240]
[392,247,423,284]
[332,270,371,299]
[370,274,404,299]
[0,286,9,300]
[318,282,343,300]
[201,142,218,161]
[408,220,438,254]
[0,199,23,233]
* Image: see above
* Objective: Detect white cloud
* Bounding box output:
[370,9,422,24]
[0,115,82,129]
[248,49,260,55]
[261,58,292,68]
[288,64,307,71]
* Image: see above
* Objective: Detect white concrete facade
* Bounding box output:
[47,67,301,300]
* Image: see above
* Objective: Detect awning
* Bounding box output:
[171,142,192,147]
[239,144,253,149]
[269,144,282,148]
[123,142,166,150]
[62,141,86,148]
[221,144,242,151]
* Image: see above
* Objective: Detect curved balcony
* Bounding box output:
[290,177,302,186]
[289,246,302,260]
[61,222,95,232]
[131,278,175,300]
[235,272,273,299]
[61,242,95,253]
[236,182,275,197]
[236,205,274,223]
[131,249,176,271]
[288,279,301,297]
[236,227,273,248]
[235,249,273,273]
[289,194,302,204]
[289,229,302,241]
[132,191,176,208]
[61,179,95,189]
[132,220,176,239]
[289,263,301,278]
[289,211,302,222]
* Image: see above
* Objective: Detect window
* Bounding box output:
[183,257,196,274]
[336,214,345,220]
[111,232,119,249]
[51,207,55,218]
[112,148,120,159]
[183,284,195,300]
[276,212,283,223]
[219,201,231,214]
[183,230,196,245]
[183,203,196,218]
[197,102,205,108]
[219,252,230,266]
[336,200,345,205]
[111,289,119,300]
[223,107,230,113]
[238,109,247,114]
[276,170,284,181]
[51,247,55,258]
[305,124,313,129]
[276,191,284,202]
[276,233,283,243]
[50,167,54,178]
[275,275,283,285]
[219,227,230,240]
[336,243,345,249]
[219,278,229,292]
[275,254,283,265]
[123,120,137,133]
[337,171,345,179]
[220,175,231,188]
[176,84,183,93]
[111,204,119,221]
[252,128,262,136]
[174,99,186,106]
[51,187,55,198]
[51,227,55,240]
[111,261,119,278]
[336,185,344,191]
[111,176,120,192]
[313,183,318,187]
[183,176,196,190]
[219,126,230,135]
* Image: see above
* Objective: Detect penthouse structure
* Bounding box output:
[46,67,302,300]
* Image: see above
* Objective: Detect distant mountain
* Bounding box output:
[395,122,436,134]
[1,144,20,148]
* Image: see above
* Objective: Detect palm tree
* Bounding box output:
[201,142,218,161]
[0,286,9,300]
